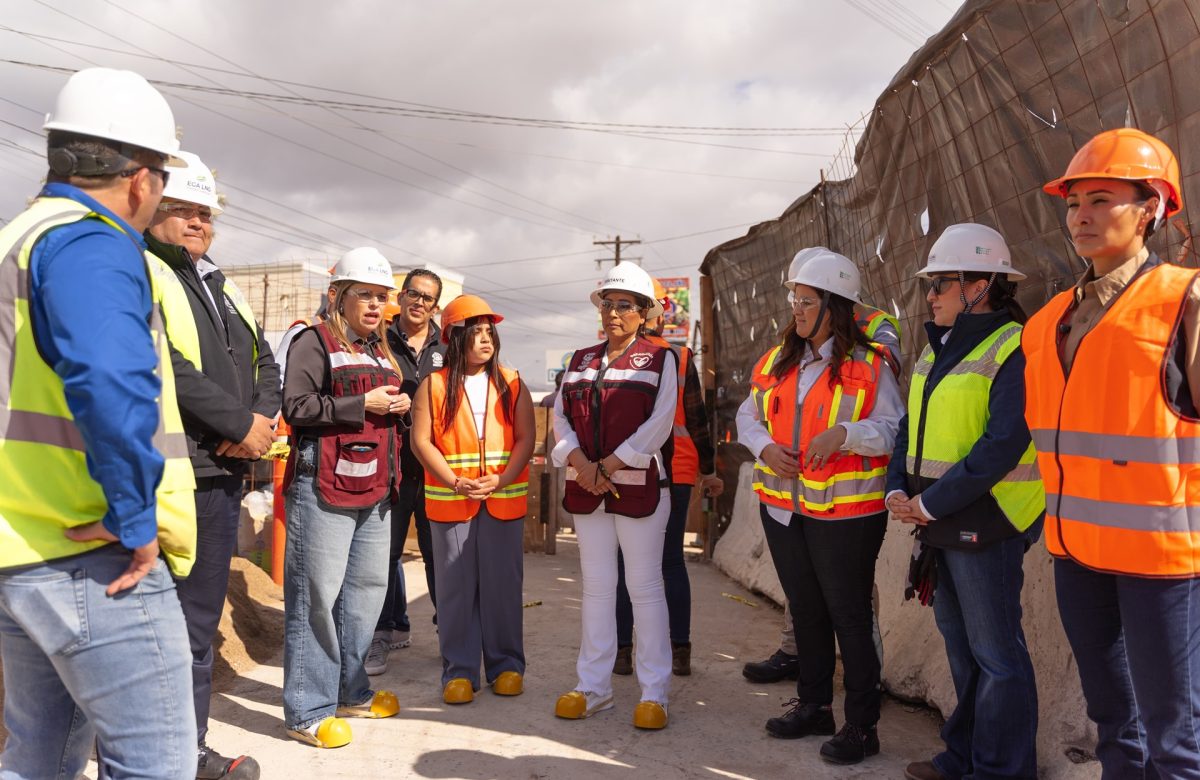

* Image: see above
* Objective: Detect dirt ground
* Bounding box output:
[195,533,944,779]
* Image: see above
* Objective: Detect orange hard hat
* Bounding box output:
[1043,128,1182,216]
[440,294,503,343]
[383,294,403,323]
[652,278,668,303]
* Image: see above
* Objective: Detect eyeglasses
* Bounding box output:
[120,166,171,187]
[786,291,821,310]
[401,288,438,307]
[925,276,961,296]
[348,289,389,304]
[599,299,644,316]
[157,203,214,222]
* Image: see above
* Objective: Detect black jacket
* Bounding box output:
[387,318,446,479]
[145,232,281,479]
[886,310,1041,550]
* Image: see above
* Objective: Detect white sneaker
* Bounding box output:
[390,630,411,649]
[365,633,390,676]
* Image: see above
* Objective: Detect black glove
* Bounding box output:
[903,534,937,607]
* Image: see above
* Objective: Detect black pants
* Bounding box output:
[174,474,243,744]
[760,506,886,727]
[376,476,436,633]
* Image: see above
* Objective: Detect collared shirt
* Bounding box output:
[1062,251,1200,411]
[27,183,163,550]
[282,327,384,428]
[736,338,903,526]
[550,349,679,473]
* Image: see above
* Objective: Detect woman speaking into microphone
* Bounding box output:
[552,262,678,730]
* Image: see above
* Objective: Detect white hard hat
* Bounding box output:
[330,247,396,289]
[916,223,1026,280]
[43,68,183,164]
[161,151,222,215]
[784,247,861,302]
[590,262,664,319]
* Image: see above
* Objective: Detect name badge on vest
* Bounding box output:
[959,530,979,544]
[431,352,444,368]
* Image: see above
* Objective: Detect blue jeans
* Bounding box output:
[283,442,391,730]
[1055,557,1200,779]
[616,483,692,646]
[932,524,1041,780]
[0,544,196,780]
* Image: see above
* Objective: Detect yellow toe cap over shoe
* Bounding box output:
[555,690,613,719]
[633,701,668,730]
[443,678,475,705]
[336,690,400,719]
[287,716,352,748]
[555,691,588,719]
[493,671,524,696]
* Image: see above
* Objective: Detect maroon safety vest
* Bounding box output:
[560,337,672,518]
[283,322,402,509]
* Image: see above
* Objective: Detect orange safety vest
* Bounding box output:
[749,344,889,518]
[424,366,529,522]
[1023,260,1200,577]
[646,334,700,485]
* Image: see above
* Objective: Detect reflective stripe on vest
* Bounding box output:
[146,252,261,374]
[1023,261,1200,577]
[647,334,700,485]
[749,344,889,518]
[425,366,528,521]
[907,321,1043,534]
[0,198,196,576]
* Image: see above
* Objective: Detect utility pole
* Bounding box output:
[594,235,641,268]
[262,272,270,331]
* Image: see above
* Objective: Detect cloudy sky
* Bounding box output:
[0,0,958,387]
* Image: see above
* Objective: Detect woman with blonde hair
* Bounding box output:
[280,247,408,749]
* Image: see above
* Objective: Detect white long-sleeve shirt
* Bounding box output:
[551,349,678,475]
[736,339,903,526]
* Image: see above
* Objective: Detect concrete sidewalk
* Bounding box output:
[203,534,943,779]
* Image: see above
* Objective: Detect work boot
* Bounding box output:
[365,631,390,676]
[671,642,691,676]
[765,699,836,739]
[819,722,880,765]
[196,744,260,779]
[633,700,668,730]
[742,649,800,683]
[286,716,352,749]
[904,761,947,780]
[613,645,633,676]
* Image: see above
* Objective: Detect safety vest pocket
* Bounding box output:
[332,438,381,493]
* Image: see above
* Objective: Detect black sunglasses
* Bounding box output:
[120,165,171,187]
[925,276,961,296]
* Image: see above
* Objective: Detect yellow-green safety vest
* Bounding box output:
[144,251,260,372]
[907,320,1043,533]
[0,197,197,576]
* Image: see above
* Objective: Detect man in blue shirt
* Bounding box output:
[0,68,198,779]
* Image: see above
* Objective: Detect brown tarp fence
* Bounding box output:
[701,0,1200,517]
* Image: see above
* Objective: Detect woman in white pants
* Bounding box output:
[552,262,678,729]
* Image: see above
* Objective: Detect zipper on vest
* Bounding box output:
[792,365,805,516]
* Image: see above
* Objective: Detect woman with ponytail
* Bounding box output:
[410,295,534,706]
[887,224,1044,780]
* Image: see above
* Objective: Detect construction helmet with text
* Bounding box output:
[160,151,222,214]
[916,223,1025,280]
[591,262,664,319]
[330,247,395,288]
[784,247,861,302]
